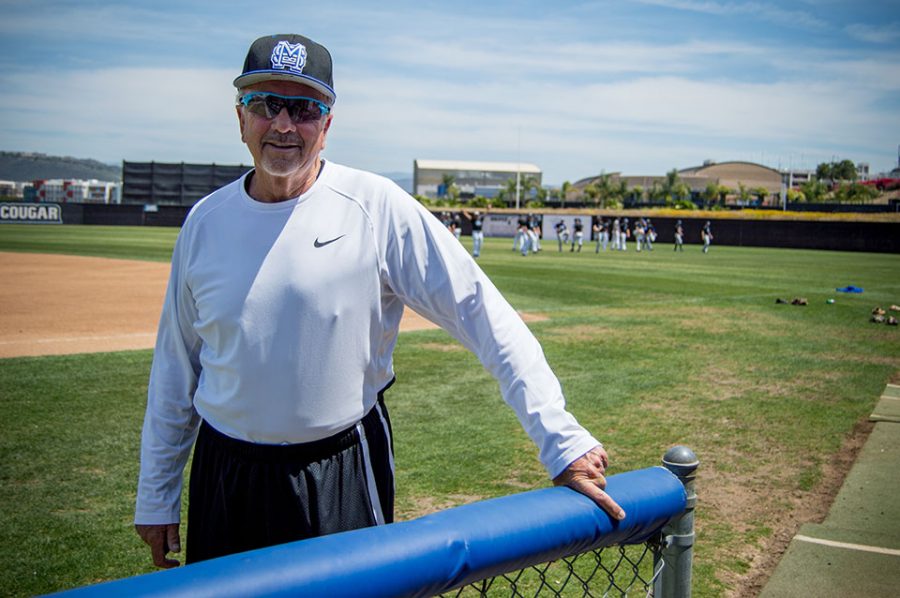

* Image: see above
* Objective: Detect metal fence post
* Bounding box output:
[654,445,699,598]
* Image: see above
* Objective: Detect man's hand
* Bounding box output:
[135,523,181,568]
[553,446,626,520]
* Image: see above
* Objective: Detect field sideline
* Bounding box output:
[1,224,899,596]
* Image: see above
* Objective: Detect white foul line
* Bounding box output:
[794,534,900,557]
[0,333,156,346]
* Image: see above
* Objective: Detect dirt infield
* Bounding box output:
[1,253,549,358]
[0,252,443,358]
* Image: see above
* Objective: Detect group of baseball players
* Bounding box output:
[440,210,486,257]
[456,214,715,257]
[588,217,658,253]
[511,213,544,256]
[446,212,715,257]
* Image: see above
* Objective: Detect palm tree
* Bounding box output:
[582,183,599,205]
[440,174,456,199]
[737,182,752,205]
[631,184,644,203]
[648,180,664,203]
[702,182,719,208]
[594,173,614,207]
[717,185,732,206]
[662,168,681,201]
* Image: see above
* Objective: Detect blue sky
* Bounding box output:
[1,0,898,185]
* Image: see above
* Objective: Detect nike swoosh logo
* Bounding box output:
[314,234,346,248]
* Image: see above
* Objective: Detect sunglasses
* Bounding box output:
[239,91,332,123]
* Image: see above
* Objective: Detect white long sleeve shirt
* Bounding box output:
[135,161,599,524]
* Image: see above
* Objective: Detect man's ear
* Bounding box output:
[236,106,246,142]
[319,113,333,150]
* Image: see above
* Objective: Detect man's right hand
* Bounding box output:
[135,523,181,568]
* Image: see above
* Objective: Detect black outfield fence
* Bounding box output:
[607,215,899,254]
[60,203,192,227]
[47,203,900,253]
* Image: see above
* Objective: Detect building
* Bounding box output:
[0,180,26,199]
[572,160,784,205]
[680,161,783,200]
[412,159,542,200]
[782,169,814,189]
[121,161,252,206]
[31,179,121,203]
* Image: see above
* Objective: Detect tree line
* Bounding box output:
[416,159,886,209]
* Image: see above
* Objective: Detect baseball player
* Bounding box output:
[702,220,713,253]
[674,220,684,252]
[463,209,484,258]
[555,219,570,252]
[571,217,584,252]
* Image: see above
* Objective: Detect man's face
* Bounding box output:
[236,80,333,179]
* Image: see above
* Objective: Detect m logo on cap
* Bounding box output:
[271,41,307,74]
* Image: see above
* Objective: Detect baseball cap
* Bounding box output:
[234,34,336,104]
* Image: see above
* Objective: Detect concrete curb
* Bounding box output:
[761,384,900,597]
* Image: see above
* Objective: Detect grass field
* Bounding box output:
[1,224,899,596]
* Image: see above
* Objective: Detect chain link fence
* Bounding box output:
[58,447,698,598]
[444,540,662,597]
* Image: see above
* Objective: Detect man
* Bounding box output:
[528,212,542,253]
[674,219,684,252]
[452,212,463,241]
[513,213,528,252]
[645,218,655,251]
[633,219,644,253]
[701,220,713,253]
[462,209,484,258]
[554,218,569,252]
[135,33,624,569]
[570,217,584,252]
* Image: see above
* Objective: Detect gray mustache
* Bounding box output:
[263,134,303,146]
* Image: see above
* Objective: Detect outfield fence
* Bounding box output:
[59,447,698,598]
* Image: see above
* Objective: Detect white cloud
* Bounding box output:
[0,67,249,164]
[845,22,900,44]
[325,61,899,182]
[631,0,830,30]
[382,36,769,78]
[1,2,898,181]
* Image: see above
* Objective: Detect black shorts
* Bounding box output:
[186,392,395,564]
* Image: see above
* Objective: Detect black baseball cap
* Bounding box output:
[234,34,336,103]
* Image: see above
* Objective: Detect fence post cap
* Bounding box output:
[662,446,699,476]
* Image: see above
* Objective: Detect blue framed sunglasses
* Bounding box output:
[239,91,332,123]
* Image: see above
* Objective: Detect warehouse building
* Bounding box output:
[413,159,542,199]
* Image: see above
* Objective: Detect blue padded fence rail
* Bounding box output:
[58,466,686,598]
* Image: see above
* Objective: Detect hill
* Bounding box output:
[379,171,412,193]
[0,152,121,182]
[0,152,414,191]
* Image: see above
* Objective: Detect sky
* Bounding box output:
[1,0,899,185]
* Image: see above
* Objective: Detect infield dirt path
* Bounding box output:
[0,252,441,358]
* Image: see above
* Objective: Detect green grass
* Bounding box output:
[1,225,899,596]
[0,224,178,262]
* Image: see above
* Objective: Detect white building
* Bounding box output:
[782,169,814,189]
[33,179,121,203]
[0,180,27,198]
[413,159,542,200]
